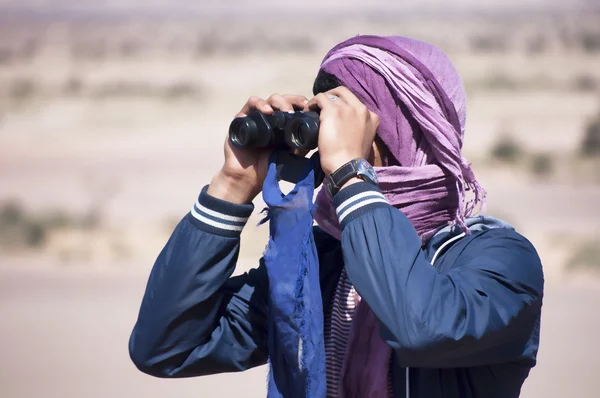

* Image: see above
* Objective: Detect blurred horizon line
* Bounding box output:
[0,3,599,22]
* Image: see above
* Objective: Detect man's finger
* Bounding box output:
[326,86,364,110]
[305,93,339,113]
[266,94,309,112]
[283,94,309,110]
[239,96,273,116]
[267,94,295,112]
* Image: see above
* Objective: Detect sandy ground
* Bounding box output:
[0,266,598,398]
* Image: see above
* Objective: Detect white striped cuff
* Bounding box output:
[332,182,389,228]
[187,185,254,237]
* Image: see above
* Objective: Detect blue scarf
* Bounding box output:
[261,151,326,398]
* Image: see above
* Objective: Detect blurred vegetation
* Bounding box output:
[63,76,84,96]
[567,240,600,272]
[66,32,318,60]
[578,31,600,54]
[0,15,598,108]
[0,77,207,103]
[529,153,555,179]
[489,136,564,182]
[0,14,598,65]
[8,78,38,102]
[0,200,101,252]
[571,74,599,93]
[89,80,206,100]
[0,201,72,251]
[490,133,524,164]
[194,32,316,57]
[9,70,594,105]
[581,115,600,157]
[469,33,509,53]
[466,73,599,93]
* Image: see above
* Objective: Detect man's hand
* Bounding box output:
[305,87,379,176]
[208,94,309,204]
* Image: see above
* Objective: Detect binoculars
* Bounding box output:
[229,110,320,150]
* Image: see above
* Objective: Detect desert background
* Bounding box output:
[0,1,599,397]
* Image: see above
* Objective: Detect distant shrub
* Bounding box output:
[90,80,205,100]
[530,153,554,178]
[469,34,509,53]
[80,210,102,230]
[491,133,524,163]
[578,32,600,54]
[525,34,549,55]
[567,240,600,271]
[8,78,38,101]
[572,75,599,92]
[284,37,315,53]
[0,201,84,251]
[0,201,47,249]
[196,31,220,57]
[63,76,84,96]
[580,115,600,157]
[164,81,205,99]
[119,40,141,58]
[228,38,253,55]
[44,212,76,229]
[91,82,155,98]
[484,73,518,91]
[70,41,107,60]
[0,201,25,227]
[195,32,316,57]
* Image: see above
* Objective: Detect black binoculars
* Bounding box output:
[229,110,320,150]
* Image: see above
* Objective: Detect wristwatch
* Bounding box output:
[324,158,378,197]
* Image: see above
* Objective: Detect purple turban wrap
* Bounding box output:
[314,35,486,396]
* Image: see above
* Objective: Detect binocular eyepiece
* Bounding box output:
[229,110,320,150]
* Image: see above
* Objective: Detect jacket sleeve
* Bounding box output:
[128,186,269,378]
[334,182,544,368]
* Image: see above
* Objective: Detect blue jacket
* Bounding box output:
[129,182,544,397]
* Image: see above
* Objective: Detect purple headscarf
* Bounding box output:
[314,36,486,396]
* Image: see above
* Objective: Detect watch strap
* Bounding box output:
[327,158,377,197]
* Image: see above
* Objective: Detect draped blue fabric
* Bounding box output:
[261,151,326,398]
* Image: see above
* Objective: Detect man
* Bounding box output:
[129,35,543,397]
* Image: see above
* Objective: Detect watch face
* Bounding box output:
[356,159,378,184]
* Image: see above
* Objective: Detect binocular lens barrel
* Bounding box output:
[286,118,319,150]
[229,117,273,148]
[228,111,319,150]
[229,118,252,147]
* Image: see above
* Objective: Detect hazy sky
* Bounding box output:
[0,0,596,17]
